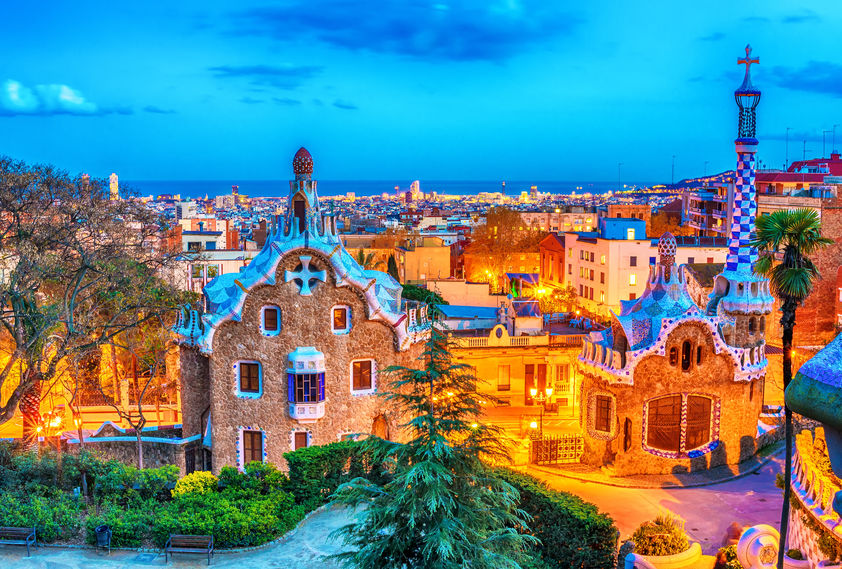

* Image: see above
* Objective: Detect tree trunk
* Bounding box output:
[19,375,42,451]
[777,301,796,569]
[136,431,144,469]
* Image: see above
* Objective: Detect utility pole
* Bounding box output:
[785,127,792,169]
[618,162,623,192]
[671,155,675,185]
[824,130,832,157]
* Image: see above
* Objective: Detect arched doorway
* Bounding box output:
[372,414,389,440]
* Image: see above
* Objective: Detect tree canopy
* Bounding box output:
[0,156,189,431]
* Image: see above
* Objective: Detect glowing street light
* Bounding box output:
[529,387,554,437]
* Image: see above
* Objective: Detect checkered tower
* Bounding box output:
[707,45,774,349]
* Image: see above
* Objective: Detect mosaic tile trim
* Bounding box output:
[586,390,619,441]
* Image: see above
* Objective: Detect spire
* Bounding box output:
[735,45,761,141]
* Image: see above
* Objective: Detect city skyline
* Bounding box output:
[2,1,840,182]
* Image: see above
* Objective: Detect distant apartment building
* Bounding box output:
[682,186,732,237]
[519,209,597,233]
[177,218,239,252]
[397,236,452,283]
[547,218,727,316]
[176,201,198,221]
[604,204,651,229]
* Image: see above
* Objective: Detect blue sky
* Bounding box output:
[1,1,840,182]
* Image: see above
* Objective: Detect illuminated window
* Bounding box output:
[681,341,692,371]
[629,274,637,285]
[497,365,511,391]
[332,305,351,334]
[600,255,606,265]
[600,292,605,302]
[627,228,635,240]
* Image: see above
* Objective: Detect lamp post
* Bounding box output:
[785,127,791,169]
[529,386,554,437]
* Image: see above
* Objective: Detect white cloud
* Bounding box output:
[0,79,103,116]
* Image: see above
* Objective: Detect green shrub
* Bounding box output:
[715,545,745,569]
[284,440,376,508]
[86,500,155,547]
[495,468,619,569]
[150,489,305,548]
[631,514,689,556]
[819,532,842,562]
[0,490,82,542]
[95,462,178,499]
[172,471,218,497]
[785,549,804,560]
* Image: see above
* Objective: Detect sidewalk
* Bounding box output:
[527,440,785,489]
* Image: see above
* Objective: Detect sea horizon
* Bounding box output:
[123,179,657,199]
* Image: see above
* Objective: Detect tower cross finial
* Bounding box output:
[738,44,759,81]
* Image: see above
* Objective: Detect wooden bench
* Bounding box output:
[0,526,37,556]
[165,534,214,565]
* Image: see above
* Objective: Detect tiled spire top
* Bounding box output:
[658,232,676,275]
[293,147,313,180]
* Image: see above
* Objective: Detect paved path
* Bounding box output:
[0,505,354,568]
[526,450,785,554]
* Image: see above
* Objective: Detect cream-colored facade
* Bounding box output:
[562,233,727,316]
[450,326,585,428]
[520,211,597,233]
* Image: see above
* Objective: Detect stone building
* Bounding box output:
[577,234,770,475]
[173,148,429,473]
[576,49,775,475]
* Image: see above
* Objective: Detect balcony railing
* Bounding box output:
[452,333,585,349]
[711,209,726,219]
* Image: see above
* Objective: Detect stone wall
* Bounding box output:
[204,248,423,473]
[765,197,842,348]
[179,346,210,439]
[579,321,764,476]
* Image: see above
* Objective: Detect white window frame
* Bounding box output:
[260,305,281,337]
[350,358,376,395]
[234,360,262,399]
[331,305,352,335]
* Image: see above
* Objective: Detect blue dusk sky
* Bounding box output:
[1,1,840,183]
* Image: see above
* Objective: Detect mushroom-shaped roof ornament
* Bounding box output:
[293,147,313,179]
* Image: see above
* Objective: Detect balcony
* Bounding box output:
[712,193,727,202]
[289,402,325,423]
[711,209,726,219]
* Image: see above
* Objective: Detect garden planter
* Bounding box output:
[624,542,710,569]
[783,554,811,569]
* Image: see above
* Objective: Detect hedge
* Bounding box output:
[495,468,619,569]
[0,490,82,542]
[284,439,379,508]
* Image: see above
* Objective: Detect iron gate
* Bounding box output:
[530,433,584,465]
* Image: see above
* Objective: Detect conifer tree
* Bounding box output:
[330,318,537,569]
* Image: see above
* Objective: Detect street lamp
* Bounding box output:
[529,387,554,437]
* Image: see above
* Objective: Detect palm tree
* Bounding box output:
[751,208,832,569]
[354,249,385,271]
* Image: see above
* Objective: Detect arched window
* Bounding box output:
[760,316,766,331]
[748,317,756,333]
[647,395,682,452]
[696,346,702,365]
[681,341,692,371]
[646,394,713,455]
[292,195,307,232]
[685,396,712,450]
[669,347,678,366]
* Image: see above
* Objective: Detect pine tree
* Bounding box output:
[330,319,537,569]
[387,254,400,282]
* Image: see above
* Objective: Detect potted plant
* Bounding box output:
[624,515,704,569]
[784,549,810,569]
